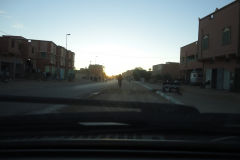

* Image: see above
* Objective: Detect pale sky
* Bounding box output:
[0,0,234,75]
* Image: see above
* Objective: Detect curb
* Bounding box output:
[155,90,183,105]
[134,81,184,105]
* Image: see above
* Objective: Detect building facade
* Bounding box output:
[0,36,36,79]
[180,41,203,82]
[152,62,180,80]
[75,68,89,80]
[0,35,75,80]
[152,64,164,76]
[56,46,67,79]
[65,50,75,79]
[88,64,105,81]
[198,0,240,90]
[30,40,57,78]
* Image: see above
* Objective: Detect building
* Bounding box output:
[75,68,89,80]
[30,40,57,78]
[180,41,203,82]
[0,35,75,80]
[152,62,180,80]
[152,64,164,76]
[0,36,36,79]
[56,46,67,79]
[65,50,75,79]
[197,0,240,90]
[88,64,105,81]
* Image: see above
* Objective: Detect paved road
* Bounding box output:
[0,80,168,116]
[58,80,168,113]
[92,80,168,103]
[0,80,115,116]
[2,79,239,116]
[137,82,240,114]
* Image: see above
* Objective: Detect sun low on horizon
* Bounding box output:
[1,0,233,77]
[73,43,167,76]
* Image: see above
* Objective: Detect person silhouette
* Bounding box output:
[117,74,123,88]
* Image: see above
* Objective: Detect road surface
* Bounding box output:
[0,80,115,116]
[0,80,167,116]
[137,82,240,114]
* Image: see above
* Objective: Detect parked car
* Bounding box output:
[190,71,203,85]
[162,80,180,93]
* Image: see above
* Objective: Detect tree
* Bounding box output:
[132,68,151,81]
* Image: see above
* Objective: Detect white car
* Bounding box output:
[190,71,203,85]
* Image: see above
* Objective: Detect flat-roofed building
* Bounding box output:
[198,0,240,90]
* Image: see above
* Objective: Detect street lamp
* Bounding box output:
[66,34,71,50]
[95,56,98,64]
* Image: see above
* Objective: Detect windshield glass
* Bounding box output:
[0,0,240,133]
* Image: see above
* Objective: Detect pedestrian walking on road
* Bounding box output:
[117,74,123,88]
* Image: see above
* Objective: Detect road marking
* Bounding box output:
[134,81,184,105]
[156,91,183,105]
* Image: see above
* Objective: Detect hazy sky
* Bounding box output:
[0,0,234,75]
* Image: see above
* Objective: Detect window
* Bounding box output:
[181,57,185,64]
[41,52,46,58]
[187,55,195,62]
[32,48,34,54]
[202,35,209,50]
[222,27,231,45]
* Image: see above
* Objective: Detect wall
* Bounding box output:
[198,1,239,59]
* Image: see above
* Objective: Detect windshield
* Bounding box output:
[0,0,240,137]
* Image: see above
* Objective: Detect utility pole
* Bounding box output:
[66,34,71,50]
[95,56,98,64]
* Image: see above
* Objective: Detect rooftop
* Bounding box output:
[181,41,198,49]
[1,35,26,40]
[199,0,238,21]
[30,39,55,44]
